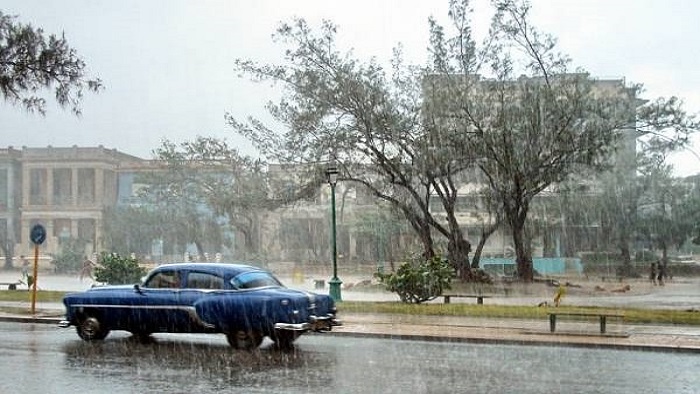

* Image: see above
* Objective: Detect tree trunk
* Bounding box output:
[448,236,471,280]
[512,218,534,282]
[417,225,435,261]
[617,242,634,277]
[471,222,499,269]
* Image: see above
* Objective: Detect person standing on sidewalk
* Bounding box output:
[649,262,657,285]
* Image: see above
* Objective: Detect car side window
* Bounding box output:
[185,272,224,290]
[145,270,181,289]
[231,271,282,289]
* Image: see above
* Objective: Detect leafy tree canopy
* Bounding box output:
[0,10,102,115]
[228,0,698,282]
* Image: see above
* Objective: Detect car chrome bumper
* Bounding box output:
[274,314,342,332]
[58,320,71,328]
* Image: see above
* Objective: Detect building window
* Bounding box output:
[78,168,95,204]
[53,168,72,205]
[53,219,72,243]
[29,169,47,205]
[78,219,95,246]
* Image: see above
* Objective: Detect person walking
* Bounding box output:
[79,256,96,282]
[649,262,657,285]
[20,255,30,281]
[657,261,666,286]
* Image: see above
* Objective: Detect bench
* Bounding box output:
[0,281,22,290]
[442,294,491,305]
[547,310,624,334]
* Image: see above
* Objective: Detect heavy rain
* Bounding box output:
[1,0,700,393]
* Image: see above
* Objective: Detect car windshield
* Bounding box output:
[231,271,283,290]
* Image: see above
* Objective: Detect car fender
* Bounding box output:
[193,293,273,332]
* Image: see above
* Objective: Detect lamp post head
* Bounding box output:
[326,166,339,186]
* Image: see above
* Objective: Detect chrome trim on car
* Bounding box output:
[274,314,342,332]
[68,303,216,329]
[274,322,311,331]
[58,320,71,328]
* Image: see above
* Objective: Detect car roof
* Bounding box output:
[152,262,265,276]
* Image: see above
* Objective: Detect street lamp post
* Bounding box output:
[326,166,342,302]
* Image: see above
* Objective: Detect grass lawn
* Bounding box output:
[0,290,66,303]
[339,301,700,326]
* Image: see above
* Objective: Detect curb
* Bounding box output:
[0,315,62,325]
[324,330,700,354]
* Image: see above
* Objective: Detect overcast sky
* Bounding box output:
[2,0,699,176]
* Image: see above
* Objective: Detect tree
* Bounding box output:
[0,11,101,268]
[350,204,412,272]
[424,0,640,282]
[102,205,171,258]
[229,0,697,282]
[0,10,101,114]
[135,148,228,259]
[229,18,479,279]
[636,157,695,263]
[150,137,318,259]
[424,0,698,281]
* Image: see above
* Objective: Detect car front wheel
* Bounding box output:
[77,315,110,341]
[226,330,263,350]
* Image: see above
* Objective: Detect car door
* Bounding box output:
[137,269,185,332]
[177,270,226,332]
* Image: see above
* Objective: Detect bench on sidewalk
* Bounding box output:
[442,294,491,305]
[0,281,22,290]
[547,310,624,334]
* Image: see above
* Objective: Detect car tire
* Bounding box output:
[226,330,263,350]
[77,315,110,341]
[272,330,300,350]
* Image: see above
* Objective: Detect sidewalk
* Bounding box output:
[334,312,700,353]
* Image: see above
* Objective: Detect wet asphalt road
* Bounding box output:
[2,322,699,394]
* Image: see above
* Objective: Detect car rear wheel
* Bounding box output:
[77,315,110,341]
[226,330,263,350]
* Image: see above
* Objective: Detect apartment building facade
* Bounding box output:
[0,146,144,258]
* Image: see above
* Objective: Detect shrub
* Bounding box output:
[375,255,456,304]
[94,253,146,285]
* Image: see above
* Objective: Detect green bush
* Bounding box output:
[375,255,456,304]
[94,253,146,285]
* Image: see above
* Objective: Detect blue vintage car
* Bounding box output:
[59,262,340,349]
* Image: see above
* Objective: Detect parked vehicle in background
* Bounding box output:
[60,262,340,349]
